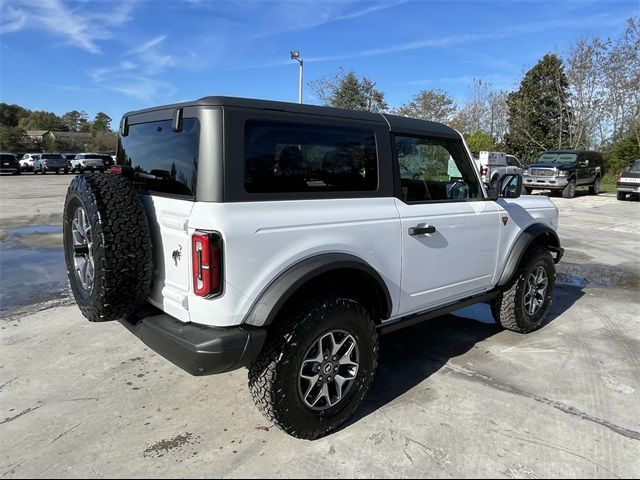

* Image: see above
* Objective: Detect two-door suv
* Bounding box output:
[63,97,563,439]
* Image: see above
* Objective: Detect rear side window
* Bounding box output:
[244,121,378,193]
[118,118,199,197]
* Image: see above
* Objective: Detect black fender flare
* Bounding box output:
[498,224,563,286]
[243,253,392,327]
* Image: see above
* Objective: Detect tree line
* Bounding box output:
[0,105,116,154]
[312,18,639,175]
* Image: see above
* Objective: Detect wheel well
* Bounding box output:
[530,231,560,250]
[275,268,389,326]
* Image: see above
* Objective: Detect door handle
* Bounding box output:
[409,225,436,236]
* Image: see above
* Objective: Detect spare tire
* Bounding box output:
[63,173,153,322]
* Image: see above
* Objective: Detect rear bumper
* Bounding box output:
[119,305,266,376]
[616,184,640,193]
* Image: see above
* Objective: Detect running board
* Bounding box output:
[380,290,499,335]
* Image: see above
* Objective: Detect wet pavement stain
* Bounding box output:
[556,262,640,289]
[142,432,201,459]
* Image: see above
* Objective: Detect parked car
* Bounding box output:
[616,159,640,201]
[19,153,39,172]
[69,153,110,173]
[477,151,523,188]
[523,150,604,198]
[34,153,68,174]
[0,153,21,175]
[63,96,563,440]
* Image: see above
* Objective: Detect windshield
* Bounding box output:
[42,154,63,160]
[536,152,577,164]
[630,160,640,172]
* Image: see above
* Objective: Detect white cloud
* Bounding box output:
[0,0,133,53]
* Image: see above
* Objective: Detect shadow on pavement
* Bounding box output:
[345,284,585,427]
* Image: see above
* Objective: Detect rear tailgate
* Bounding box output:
[141,195,194,322]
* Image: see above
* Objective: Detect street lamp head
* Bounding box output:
[290,50,300,60]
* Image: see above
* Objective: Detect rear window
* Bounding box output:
[117,118,199,197]
[244,121,378,193]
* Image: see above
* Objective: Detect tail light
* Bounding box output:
[481,166,488,177]
[616,171,622,182]
[192,232,222,297]
[110,165,122,174]
[43,160,48,166]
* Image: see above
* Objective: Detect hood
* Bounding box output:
[526,162,575,170]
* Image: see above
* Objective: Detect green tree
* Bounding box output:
[61,110,89,132]
[91,112,112,135]
[18,111,66,131]
[605,130,640,178]
[0,126,27,152]
[465,130,496,152]
[394,89,456,123]
[0,103,30,127]
[311,68,387,112]
[505,54,573,163]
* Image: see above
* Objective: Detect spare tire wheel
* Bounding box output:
[63,173,153,322]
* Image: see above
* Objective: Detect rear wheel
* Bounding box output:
[63,173,153,322]
[562,179,576,198]
[589,176,600,195]
[249,297,378,439]
[617,191,626,201]
[491,246,555,333]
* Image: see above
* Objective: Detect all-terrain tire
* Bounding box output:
[617,191,626,201]
[248,297,378,440]
[63,173,153,322]
[562,179,576,198]
[491,246,555,333]
[589,176,600,195]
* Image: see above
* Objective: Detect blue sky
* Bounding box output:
[0,0,637,126]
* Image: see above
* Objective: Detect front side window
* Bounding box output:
[395,135,480,202]
[118,118,199,197]
[244,121,378,193]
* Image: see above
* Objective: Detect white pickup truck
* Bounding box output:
[475,151,524,189]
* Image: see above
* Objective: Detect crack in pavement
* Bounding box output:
[0,406,40,425]
[445,364,640,442]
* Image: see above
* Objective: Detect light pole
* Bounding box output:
[290,50,303,104]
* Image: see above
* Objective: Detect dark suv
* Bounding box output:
[523,150,604,198]
[0,153,21,175]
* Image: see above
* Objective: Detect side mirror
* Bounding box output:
[579,160,589,167]
[489,173,522,200]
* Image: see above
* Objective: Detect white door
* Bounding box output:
[394,135,501,315]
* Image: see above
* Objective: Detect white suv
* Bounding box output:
[63,97,563,439]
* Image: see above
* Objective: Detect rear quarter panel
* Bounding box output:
[187,198,402,327]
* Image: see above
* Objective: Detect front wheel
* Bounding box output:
[249,297,378,440]
[589,177,600,195]
[524,187,533,195]
[491,246,556,334]
[617,191,626,201]
[562,179,576,198]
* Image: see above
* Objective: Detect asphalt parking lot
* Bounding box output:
[1,174,639,478]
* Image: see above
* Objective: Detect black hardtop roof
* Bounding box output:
[123,96,460,138]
